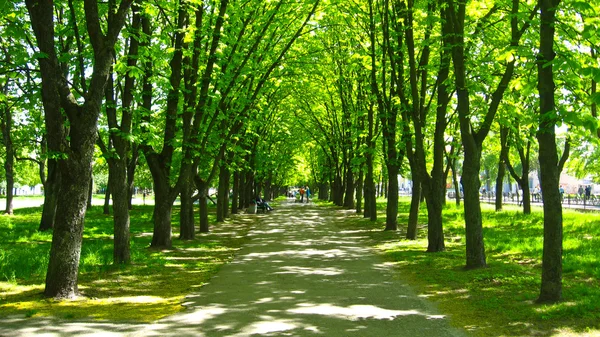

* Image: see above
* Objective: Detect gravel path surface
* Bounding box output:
[1,200,465,337]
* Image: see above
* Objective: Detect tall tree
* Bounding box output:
[446,0,535,269]
[368,0,402,231]
[96,1,142,262]
[25,0,133,298]
[536,0,566,303]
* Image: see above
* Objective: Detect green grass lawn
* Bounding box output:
[0,204,256,322]
[333,198,600,337]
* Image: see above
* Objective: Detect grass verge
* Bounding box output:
[333,198,600,337]
[0,204,256,322]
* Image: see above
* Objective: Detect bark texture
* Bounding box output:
[536,0,563,303]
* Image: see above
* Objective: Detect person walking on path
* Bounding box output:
[299,186,305,203]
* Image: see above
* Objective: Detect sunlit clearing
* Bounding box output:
[0,282,43,296]
[163,305,227,325]
[552,327,600,337]
[243,249,347,260]
[274,266,344,276]
[230,316,319,336]
[287,303,443,321]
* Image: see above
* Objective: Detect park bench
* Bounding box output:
[256,200,269,213]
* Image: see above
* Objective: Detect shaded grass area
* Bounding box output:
[332,198,600,337]
[0,204,256,322]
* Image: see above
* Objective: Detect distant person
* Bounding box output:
[299,187,305,203]
[585,185,591,200]
[578,185,584,197]
[305,186,311,202]
[559,186,564,202]
[256,196,273,211]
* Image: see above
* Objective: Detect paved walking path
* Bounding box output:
[1,200,465,337]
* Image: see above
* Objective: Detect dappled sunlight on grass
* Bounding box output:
[0,205,257,322]
[331,198,600,337]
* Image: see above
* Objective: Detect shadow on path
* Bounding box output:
[0,200,465,337]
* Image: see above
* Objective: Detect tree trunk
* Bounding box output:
[355,167,364,214]
[151,179,173,248]
[343,165,355,209]
[406,181,421,239]
[39,159,60,231]
[424,181,445,252]
[103,184,111,215]
[231,171,239,214]
[522,179,532,214]
[179,173,195,240]
[2,104,14,215]
[3,153,14,215]
[238,172,246,210]
[44,158,93,298]
[384,165,398,231]
[217,163,229,222]
[495,163,505,212]
[223,169,230,218]
[537,0,563,303]
[25,0,132,299]
[109,159,131,264]
[264,176,272,201]
[245,170,254,208]
[333,172,344,206]
[462,152,487,269]
[198,182,209,233]
[452,157,460,206]
[126,146,139,210]
[495,126,509,211]
[318,182,329,201]
[87,177,94,210]
[364,154,377,221]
